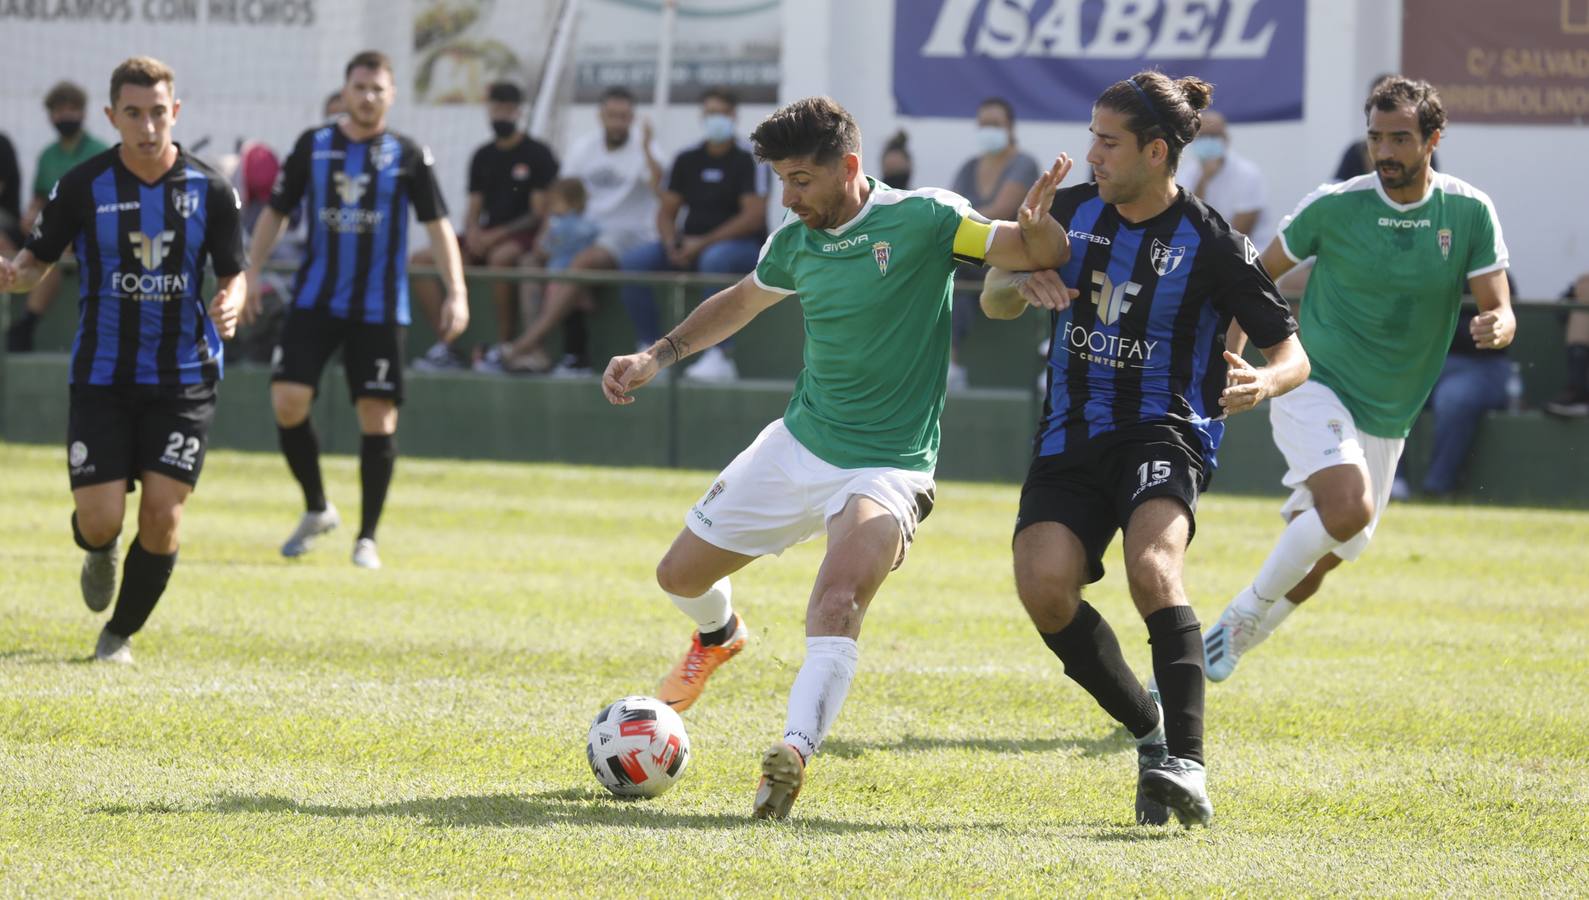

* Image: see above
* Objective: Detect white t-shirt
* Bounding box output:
[561,127,666,239]
[1176,147,1272,248]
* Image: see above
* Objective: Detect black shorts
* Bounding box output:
[67,382,218,490]
[272,307,404,404]
[1014,425,1205,584]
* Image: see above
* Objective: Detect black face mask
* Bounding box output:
[490,120,517,139]
[883,169,911,189]
[54,118,83,139]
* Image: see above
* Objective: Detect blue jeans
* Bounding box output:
[1422,354,1509,494]
[619,237,762,347]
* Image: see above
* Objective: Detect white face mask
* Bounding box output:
[976,126,1009,155]
[703,114,735,143]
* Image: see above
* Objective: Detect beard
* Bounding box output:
[1375,157,1424,190]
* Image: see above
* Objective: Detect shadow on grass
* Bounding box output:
[821,730,1131,760]
[97,788,900,834]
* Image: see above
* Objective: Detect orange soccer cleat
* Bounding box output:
[657,615,748,712]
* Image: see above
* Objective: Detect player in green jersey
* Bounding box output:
[602,96,1072,819]
[1202,77,1515,682]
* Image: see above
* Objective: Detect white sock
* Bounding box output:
[1260,598,1300,638]
[782,636,859,762]
[666,578,733,633]
[1252,509,1341,602]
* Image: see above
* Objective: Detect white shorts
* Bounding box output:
[684,419,937,568]
[596,226,656,260]
[1270,380,1405,562]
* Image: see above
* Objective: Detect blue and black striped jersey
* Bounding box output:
[26,146,244,386]
[1037,184,1297,469]
[270,125,447,326]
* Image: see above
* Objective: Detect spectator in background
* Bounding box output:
[228,141,303,365]
[1544,273,1589,417]
[1176,110,1272,248]
[948,97,1040,390]
[620,87,766,382]
[0,130,20,255]
[7,81,109,352]
[324,90,346,121]
[518,86,666,377]
[479,178,602,373]
[1334,74,1439,181]
[1411,276,1519,497]
[880,129,912,189]
[413,81,557,370]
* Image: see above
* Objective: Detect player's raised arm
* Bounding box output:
[602,275,785,405]
[982,154,1072,272]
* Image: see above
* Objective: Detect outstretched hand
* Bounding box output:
[1018,153,1072,233]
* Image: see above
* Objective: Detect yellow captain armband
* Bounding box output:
[951,215,993,265]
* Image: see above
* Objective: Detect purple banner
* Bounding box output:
[894,0,1306,122]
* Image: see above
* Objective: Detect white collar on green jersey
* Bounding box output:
[1373,169,1441,213]
[824,177,883,237]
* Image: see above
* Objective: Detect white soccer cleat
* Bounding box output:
[351,538,382,570]
[1203,600,1266,682]
[80,537,119,613]
[280,504,340,558]
[94,626,134,665]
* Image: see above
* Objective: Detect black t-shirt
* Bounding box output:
[667,142,764,238]
[0,132,20,228]
[468,135,558,229]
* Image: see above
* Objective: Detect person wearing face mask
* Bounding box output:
[619,86,768,382]
[947,98,1040,390]
[6,81,110,353]
[880,129,912,190]
[1174,110,1272,249]
[412,80,559,370]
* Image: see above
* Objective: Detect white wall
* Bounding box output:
[781,0,1588,298]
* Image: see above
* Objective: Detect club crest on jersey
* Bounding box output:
[333,171,371,205]
[873,241,892,276]
[129,230,176,270]
[1150,239,1186,277]
[373,141,399,171]
[702,480,726,506]
[173,190,201,219]
[1438,228,1452,260]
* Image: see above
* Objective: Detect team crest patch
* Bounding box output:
[702,480,726,506]
[373,142,399,171]
[1438,228,1452,260]
[1150,238,1186,276]
[873,241,892,276]
[69,441,88,468]
[173,190,200,219]
[1326,420,1344,441]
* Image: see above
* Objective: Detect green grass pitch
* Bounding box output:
[1,442,1585,895]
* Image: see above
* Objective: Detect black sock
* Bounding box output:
[1567,344,1589,394]
[71,512,118,553]
[1146,605,1205,765]
[278,420,327,512]
[105,538,176,638]
[699,614,738,646]
[359,433,396,541]
[1040,601,1159,739]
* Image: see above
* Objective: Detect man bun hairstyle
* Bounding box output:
[1096,71,1213,173]
[1365,75,1446,140]
[750,96,860,165]
[109,57,175,106]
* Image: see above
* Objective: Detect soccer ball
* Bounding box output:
[585,695,691,798]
